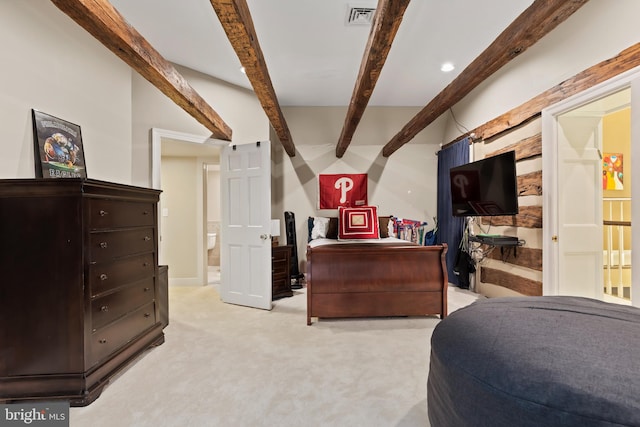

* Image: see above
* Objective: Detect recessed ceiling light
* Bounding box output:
[441,62,455,72]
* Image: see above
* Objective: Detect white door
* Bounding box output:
[555,115,603,298]
[220,141,272,309]
[543,67,640,307]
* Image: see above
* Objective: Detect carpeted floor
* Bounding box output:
[70,284,481,427]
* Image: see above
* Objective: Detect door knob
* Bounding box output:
[260,234,271,240]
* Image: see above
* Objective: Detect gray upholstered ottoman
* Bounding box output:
[427,296,640,427]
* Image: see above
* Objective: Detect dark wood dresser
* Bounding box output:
[272,245,293,300]
[0,178,165,406]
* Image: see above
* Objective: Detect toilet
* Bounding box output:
[207,232,217,250]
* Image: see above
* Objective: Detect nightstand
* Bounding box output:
[272,245,293,300]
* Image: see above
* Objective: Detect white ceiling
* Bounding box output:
[109,0,534,107]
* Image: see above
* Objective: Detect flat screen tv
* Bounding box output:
[449,150,519,217]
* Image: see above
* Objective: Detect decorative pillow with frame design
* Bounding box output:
[338,206,380,240]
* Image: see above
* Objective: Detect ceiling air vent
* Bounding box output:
[346,6,376,26]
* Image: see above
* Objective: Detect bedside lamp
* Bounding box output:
[270,219,281,246]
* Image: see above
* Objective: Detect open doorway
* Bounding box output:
[204,163,221,288]
[543,70,639,307]
[558,90,631,303]
[599,93,632,303]
[151,128,226,287]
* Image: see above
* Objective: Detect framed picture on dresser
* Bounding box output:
[32,109,87,179]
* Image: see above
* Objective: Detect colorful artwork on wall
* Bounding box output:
[32,109,87,179]
[602,153,623,190]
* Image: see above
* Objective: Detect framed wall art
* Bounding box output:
[318,173,367,209]
[32,109,87,179]
[602,153,623,190]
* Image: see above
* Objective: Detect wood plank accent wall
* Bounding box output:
[482,205,542,229]
[481,267,542,296]
[466,42,640,143]
[458,42,640,297]
[480,131,543,231]
[518,171,543,197]
[487,133,542,161]
[485,246,542,271]
[473,121,544,296]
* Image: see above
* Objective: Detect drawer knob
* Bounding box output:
[100,273,108,281]
[144,236,151,241]
[99,210,109,216]
[143,210,150,215]
[144,287,151,292]
[99,242,108,249]
[99,339,107,344]
[101,305,109,312]
[144,313,151,318]
[143,262,149,267]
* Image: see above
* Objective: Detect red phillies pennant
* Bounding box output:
[318,173,367,209]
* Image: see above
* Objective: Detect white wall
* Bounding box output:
[131,65,270,187]
[206,166,221,267]
[443,0,640,141]
[0,1,269,286]
[160,157,199,278]
[159,152,221,285]
[0,0,133,183]
[273,106,445,271]
[207,167,221,222]
[130,55,269,283]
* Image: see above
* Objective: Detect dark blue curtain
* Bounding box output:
[437,138,469,286]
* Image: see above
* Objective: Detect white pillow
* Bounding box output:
[311,217,330,240]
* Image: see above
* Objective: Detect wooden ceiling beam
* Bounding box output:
[335,0,411,158]
[381,0,589,157]
[210,0,296,157]
[51,0,233,141]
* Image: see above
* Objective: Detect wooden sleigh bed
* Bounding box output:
[306,239,448,325]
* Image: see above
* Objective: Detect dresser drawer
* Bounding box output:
[91,279,155,330]
[91,301,157,365]
[89,199,155,229]
[89,253,155,296]
[271,245,292,300]
[90,228,155,262]
[272,277,289,291]
[272,258,288,275]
